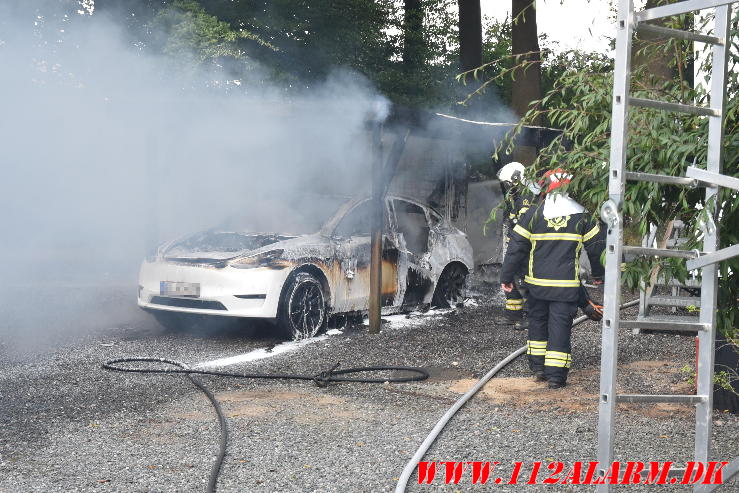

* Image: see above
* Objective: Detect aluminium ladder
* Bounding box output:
[598,1,739,492]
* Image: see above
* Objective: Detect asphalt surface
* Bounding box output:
[0,283,737,493]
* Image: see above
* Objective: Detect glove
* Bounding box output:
[584,299,603,321]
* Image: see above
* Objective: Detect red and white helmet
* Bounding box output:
[540,168,572,194]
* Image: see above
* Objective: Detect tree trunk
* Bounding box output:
[511,0,541,164]
[632,0,676,86]
[403,0,424,73]
[632,0,694,96]
[458,0,482,75]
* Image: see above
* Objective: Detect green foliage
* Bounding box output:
[149,0,273,72]
[193,0,404,94]
[483,11,739,338]
[715,335,739,395]
[458,18,513,105]
[714,369,735,392]
[482,203,502,237]
[115,0,521,108]
[458,20,584,108]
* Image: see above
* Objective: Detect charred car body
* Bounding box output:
[138,195,473,339]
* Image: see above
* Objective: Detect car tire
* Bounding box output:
[432,263,468,308]
[278,272,327,340]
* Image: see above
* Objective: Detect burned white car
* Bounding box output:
[138,195,473,339]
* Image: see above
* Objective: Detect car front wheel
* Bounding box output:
[278,272,327,340]
[432,263,468,308]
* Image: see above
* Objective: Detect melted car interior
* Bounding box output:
[392,199,430,255]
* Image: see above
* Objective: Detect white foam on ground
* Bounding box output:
[195,299,479,368]
[195,334,331,368]
[362,308,453,330]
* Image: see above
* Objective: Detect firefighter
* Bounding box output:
[496,162,541,329]
[500,169,605,389]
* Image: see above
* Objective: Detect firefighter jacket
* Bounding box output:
[500,203,605,302]
[504,188,536,231]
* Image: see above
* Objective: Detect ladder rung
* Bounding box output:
[687,243,739,270]
[635,0,736,23]
[654,277,701,288]
[668,468,687,478]
[620,318,708,331]
[647,296,701,308]
[665,237,688,247]
[685,166,739,191]
[617,394,707,404]
[629,97,720,117]
[623,246,699,259]
[625,171,698,187]
[636,23,724,45]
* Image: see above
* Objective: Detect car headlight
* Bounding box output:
[229,249,284,269]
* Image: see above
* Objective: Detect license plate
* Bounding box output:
[160,281,200,297]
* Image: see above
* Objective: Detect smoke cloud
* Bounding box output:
[0,2,386,353]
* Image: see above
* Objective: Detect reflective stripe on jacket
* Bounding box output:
[500,203,605,302]
[505,190,536,231]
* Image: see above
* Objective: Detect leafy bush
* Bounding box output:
[474,10,738,339]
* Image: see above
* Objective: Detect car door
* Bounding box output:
[390,198,435,306]
[331,199,399,312]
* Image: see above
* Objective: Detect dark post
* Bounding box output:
[458,0,483,74]
[511,0,542,165]
[368,122,383,334]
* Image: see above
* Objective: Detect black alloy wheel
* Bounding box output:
[432,263,468,308]
[279,272,326,340]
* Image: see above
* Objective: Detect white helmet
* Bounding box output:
[497,161,525,183]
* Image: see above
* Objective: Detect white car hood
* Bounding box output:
[163,231,296,260]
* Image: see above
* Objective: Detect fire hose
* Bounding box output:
[393,299,640,493]
[102,358,429,493]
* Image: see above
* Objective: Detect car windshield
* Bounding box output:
[216,194,351,235]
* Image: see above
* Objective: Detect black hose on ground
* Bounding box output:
[102,358,429,493]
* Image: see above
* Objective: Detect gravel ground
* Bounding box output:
[0,282,736,493]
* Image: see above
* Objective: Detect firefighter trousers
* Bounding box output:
[526,295,578,383]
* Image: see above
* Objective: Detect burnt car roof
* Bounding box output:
[319,194,443,235]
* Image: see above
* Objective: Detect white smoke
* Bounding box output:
[0,2,387,352]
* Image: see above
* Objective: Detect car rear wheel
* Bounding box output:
[278,272,327,340]
[432,263,468,308]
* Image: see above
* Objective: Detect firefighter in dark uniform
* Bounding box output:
[496,162,541,328]
[500,169,605,388]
